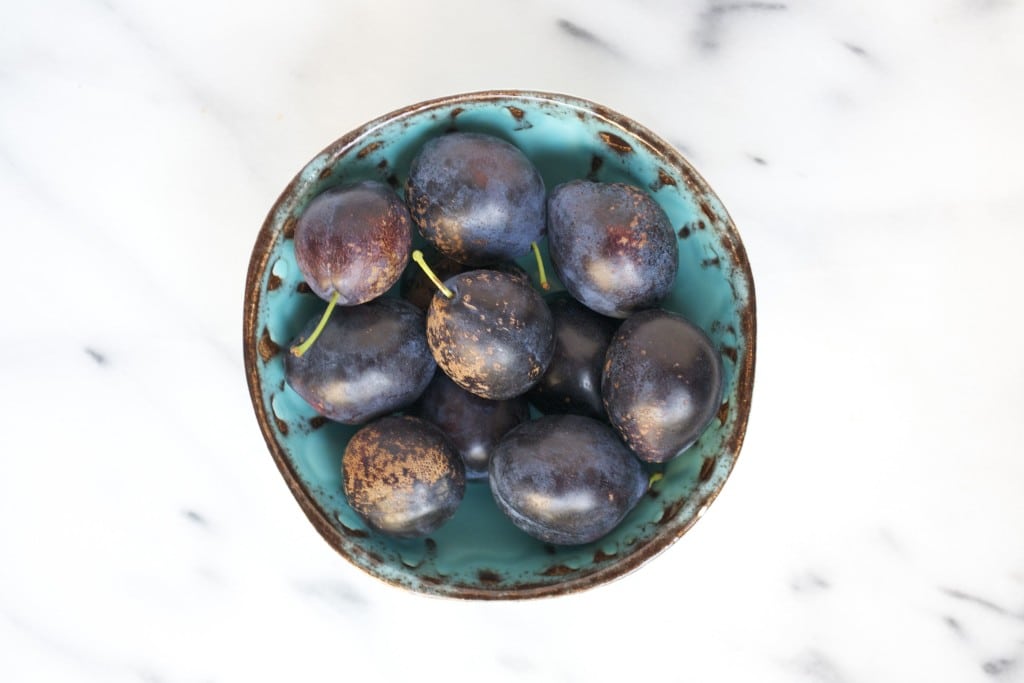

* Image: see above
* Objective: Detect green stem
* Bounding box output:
[412,249,454,299]
[290,291,340,357]
[531,242,549,290]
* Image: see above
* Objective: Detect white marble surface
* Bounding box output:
[2,0,1023,680]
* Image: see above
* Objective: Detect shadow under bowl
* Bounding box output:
[243,90,756,599]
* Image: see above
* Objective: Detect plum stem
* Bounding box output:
[531,242,549,290]
[290,291,340,357]
[647,472,663,490]
[412,249,454,299]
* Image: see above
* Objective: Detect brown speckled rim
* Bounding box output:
[243,90,756,600]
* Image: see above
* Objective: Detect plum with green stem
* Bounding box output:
[285,298,435,424]
[291,180,412,356]
[412,250,555,401]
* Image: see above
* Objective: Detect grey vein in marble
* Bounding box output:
[842,42,869,58]
[942,587,1024,621]
[983,657,1017,677]
[790,571,831,593]
[181,509,209,528]
[556,18,621,56]
[790,650,849,683]
[84,347,109,366]
[696,1,788,51]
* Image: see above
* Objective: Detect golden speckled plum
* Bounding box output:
[343,416,465,538]
[426,270,554,400]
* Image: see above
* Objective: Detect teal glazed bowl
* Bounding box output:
[243,91,755,599]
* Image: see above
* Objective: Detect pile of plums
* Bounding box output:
[284,132,723,545]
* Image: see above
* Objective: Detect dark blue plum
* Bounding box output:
[603,309,724,463]
[343,416,465,538]
[294,180,412,305]
[426,269,554,400]
[285,298,435,424]
[528,291,620,419]
[547,180,678,318]
[405,132,546,266]
[489,415,648,545]
[411,370,529,480]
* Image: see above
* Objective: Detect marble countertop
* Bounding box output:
[2,0,1022,681]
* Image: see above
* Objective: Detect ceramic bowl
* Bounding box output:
[243,90,756,599]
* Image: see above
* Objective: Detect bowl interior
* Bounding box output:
[244,92,755,599]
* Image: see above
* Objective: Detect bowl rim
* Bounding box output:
[243,89,757,600]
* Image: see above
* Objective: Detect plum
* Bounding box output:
[603,309,723,462]
[343,416,465,538]
[488,415,648,545]
[406,132,545,266]
[547,180,677,319]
